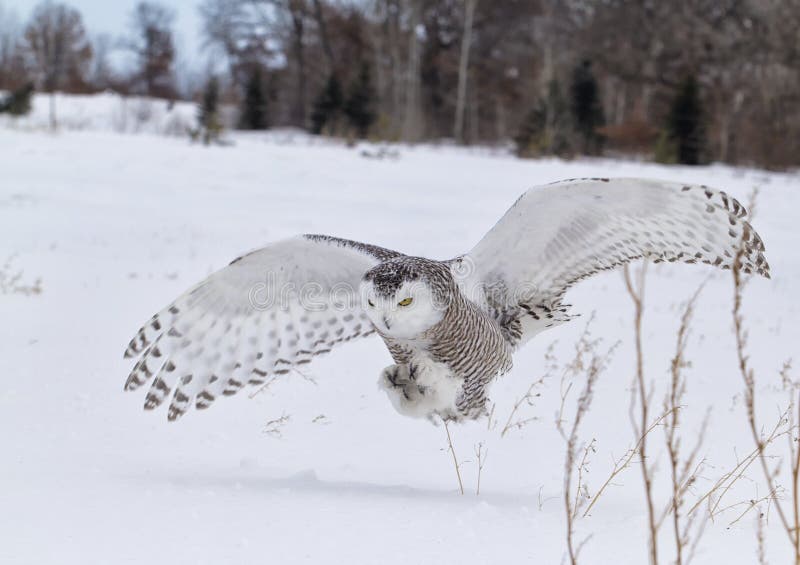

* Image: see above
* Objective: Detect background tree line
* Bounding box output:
[1,0,799,168]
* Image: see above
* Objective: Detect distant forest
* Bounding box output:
[1,0,799,168]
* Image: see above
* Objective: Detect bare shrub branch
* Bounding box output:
[583,408,676,518]
[688,412,790,518]
[659,283,711,565]
[729,189,800,563]
[623,262,659,565]
[502,342,556,437]
[555,318,618,565]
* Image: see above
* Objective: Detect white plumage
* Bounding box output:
[123,178,769,422]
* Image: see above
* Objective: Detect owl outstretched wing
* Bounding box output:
[123,234,401,421]
[464,178,770,346]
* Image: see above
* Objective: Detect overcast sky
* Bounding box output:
[3,0,206,59]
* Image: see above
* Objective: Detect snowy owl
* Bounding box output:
[123,178,769,422]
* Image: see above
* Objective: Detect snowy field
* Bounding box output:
[1,97,798,564]
[0,91,197,135]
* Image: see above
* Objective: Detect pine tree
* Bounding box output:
[310,73,343,135]
[0,83,34,116]
[546,79,574,157]
[667,75,705,165]
[240,66,268,130]
[515,80,573,158]
[344,63,376,138]
[570,59,605,155]
[514,103,546,157]
[196,76,221,145]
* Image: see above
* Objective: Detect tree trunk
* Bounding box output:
[453,0,478,143]
[372,1,387,131]
[614,81,627,125]
[468,75,479,143]
[311,0,335,72]
[494,95,506,141]
[389,0,403,137]
[49,91,57,131]
[289,1,307,128]
[402,0,421,142]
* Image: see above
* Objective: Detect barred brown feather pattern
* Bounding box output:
[427,294,513,418]
[379,265,513,420]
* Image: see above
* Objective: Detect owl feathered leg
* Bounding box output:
[378,363,461,422]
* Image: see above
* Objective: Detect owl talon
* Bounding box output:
[378,363,458,420]
[385,367,401,387]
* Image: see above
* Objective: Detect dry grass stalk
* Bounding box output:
[623,262,659,565]
[502,342,556,437]
[474,442,487,495]
[573,439,597,519]
[582,407,676,518]
[555,318,617,565]
[443,418,465,495]
[730,189,799,563]
[249,375,279,398]
[263,413,291,437]
[757,508,768,565]
[721,488,781,527]
[687,411,790,518]
[659,284,712,565]
[539,485,558,511]
[486,401,497,431]
[0,255,42,295]
[251,368,317,399]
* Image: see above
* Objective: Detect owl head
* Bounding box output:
[360,258,452,338]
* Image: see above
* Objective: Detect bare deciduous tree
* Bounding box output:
[0,5,26,90]
[24,1,93,128]
[127,2,176,99]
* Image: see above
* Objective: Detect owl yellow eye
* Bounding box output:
[398,297,413,307]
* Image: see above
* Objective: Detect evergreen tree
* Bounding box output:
[515,80,573,158]
[0,83,34,116]
[514,103,546,158]
[310,73,343,135]
[570,59,605,155]
[667,75,705,165]
[344,63,376,138]
[239,66,268,130]
[195,76,221,145]
[546,79,574,157]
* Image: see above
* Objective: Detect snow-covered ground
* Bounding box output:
[1,100,798,564]
[0,92,197,135]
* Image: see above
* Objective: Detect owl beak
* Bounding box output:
[383,316,391,330]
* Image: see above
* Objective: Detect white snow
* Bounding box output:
[1,92,196,135]
[1,95,798,564]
